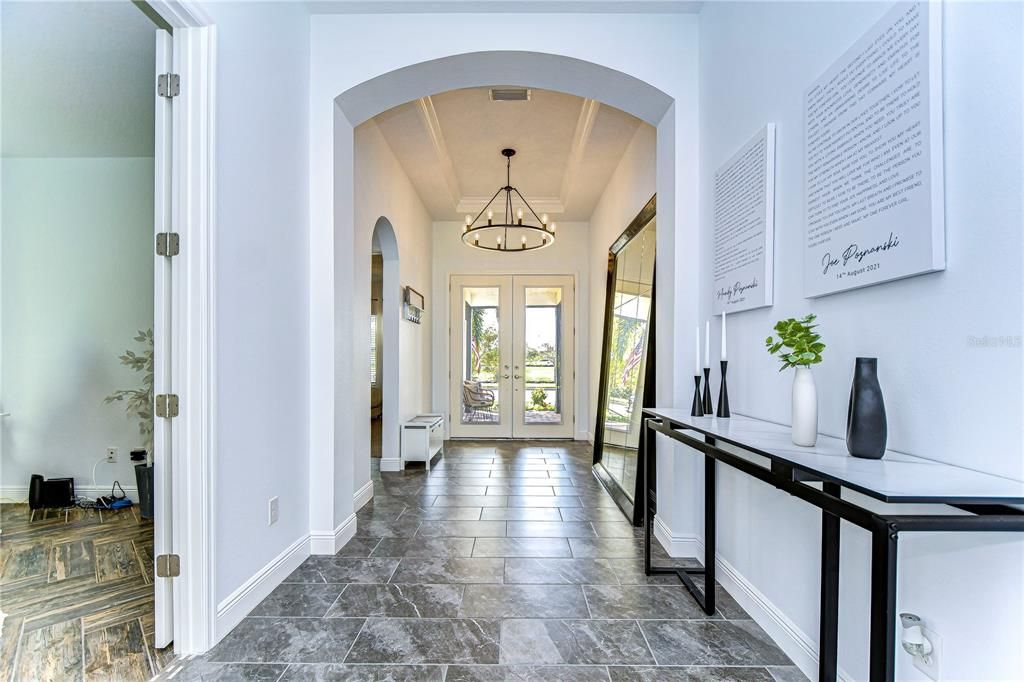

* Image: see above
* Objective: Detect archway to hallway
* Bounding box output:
[370,217,401,470]
[307,48,694,561]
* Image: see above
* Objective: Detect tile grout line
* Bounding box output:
[339,617,370,665]
[321,583,350,617]
[80,616,86,680]
[635,618,660,666]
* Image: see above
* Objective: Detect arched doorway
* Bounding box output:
[370,217,401,475]
[307,48,698,556]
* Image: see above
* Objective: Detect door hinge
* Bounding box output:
[156,554,181,578]
[156,232,180,257]
[157,73,180,98]
[155,394,179,418]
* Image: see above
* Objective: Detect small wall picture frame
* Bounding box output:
[403,286,425,324]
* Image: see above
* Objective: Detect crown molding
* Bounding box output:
[456,196,565,217]
[416,96,462,209]
[307,1,703,14]
[559,98,600,212]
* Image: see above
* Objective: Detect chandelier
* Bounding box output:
[462,148,556,252]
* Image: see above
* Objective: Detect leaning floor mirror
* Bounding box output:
[592,195,656,525]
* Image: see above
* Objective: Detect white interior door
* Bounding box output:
[450,275,575,439]
[450,275,513,438]
[152,28,174,649]
[512,275,575,439]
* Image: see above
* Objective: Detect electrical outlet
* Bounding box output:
[913,626,941,681]
[106,447,118,463]
[268,496,279,526]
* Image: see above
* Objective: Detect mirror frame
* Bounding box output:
[592,194,657,526]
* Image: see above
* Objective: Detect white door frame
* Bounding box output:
[149,0,217,656]
[449,274,576,440]
[449,275,514,439]
[152,26,174,650]
[511,275,575,439]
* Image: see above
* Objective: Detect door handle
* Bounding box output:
[503,374,510,379]
[514,374,521,379]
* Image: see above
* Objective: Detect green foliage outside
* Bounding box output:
[470,307,500,381]
[605,315,646,423]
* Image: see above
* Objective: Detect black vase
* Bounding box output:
[846,357,887,459]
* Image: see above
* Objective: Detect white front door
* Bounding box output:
[450,275,575,439]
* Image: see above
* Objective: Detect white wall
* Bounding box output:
[353,120,433,485]
[586,124,657,441]
[695,1,1024,678]
[1,158,153,499]
[430,220,590,440]
[202,2,312,611]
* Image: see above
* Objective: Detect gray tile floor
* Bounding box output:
[173,441,804,681]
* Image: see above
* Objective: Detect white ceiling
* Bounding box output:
[372,87,645,221]
[1,1,156,158]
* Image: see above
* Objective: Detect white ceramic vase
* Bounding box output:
[791,366,818,447]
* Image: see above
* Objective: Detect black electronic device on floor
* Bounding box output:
[28,474,75,509]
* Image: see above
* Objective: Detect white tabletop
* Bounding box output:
[643,408,1024,504]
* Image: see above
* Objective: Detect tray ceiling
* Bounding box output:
[372,87,645,221]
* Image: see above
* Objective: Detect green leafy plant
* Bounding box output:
[765,314,825,371]
[105,329,155,452]
[530,388,553,411]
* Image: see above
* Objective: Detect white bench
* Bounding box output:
[400,414,445,471]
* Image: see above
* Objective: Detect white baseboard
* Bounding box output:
[309,512,356,555]
[654,517,851,682]
[379,457,402,472]
[354,480,374,510]
[215,533,310,641]
[0,484,140,504]
[652,515,702,557]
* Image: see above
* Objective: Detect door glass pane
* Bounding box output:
[461,286,501,424]
[523,287,563,425]
[601,218,656,500]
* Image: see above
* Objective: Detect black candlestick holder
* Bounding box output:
[716,360,730,418]
[702,367,713,414]
[691,375,704,417]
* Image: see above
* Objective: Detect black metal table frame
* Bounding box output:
[642,415,1024,682]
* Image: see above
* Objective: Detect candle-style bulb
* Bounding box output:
[487,209,494,220]
[465,214,472,226]
[497,235,502,247]
[517,208,523,220]
[521,235,527,245]
[550,222,557,234]
[541,213,549,225]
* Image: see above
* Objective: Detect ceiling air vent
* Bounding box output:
[489,88,531,102]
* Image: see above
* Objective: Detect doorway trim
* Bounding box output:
[149,0,217,657]
[314,49,690,558]
[372,217,401,474]
[448,274,576,440]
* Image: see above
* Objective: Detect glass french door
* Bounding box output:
[450,275,575,439]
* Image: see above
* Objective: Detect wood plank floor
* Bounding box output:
[0,503,170,681]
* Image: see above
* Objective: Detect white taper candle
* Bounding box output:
[704,320,710,367]
[721,310,728,361]
[695,326,701,376]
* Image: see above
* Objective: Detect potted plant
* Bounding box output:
[105,329,154,516]
[765,314,825,446]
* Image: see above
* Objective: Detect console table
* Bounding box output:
[641,408,1024,682]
